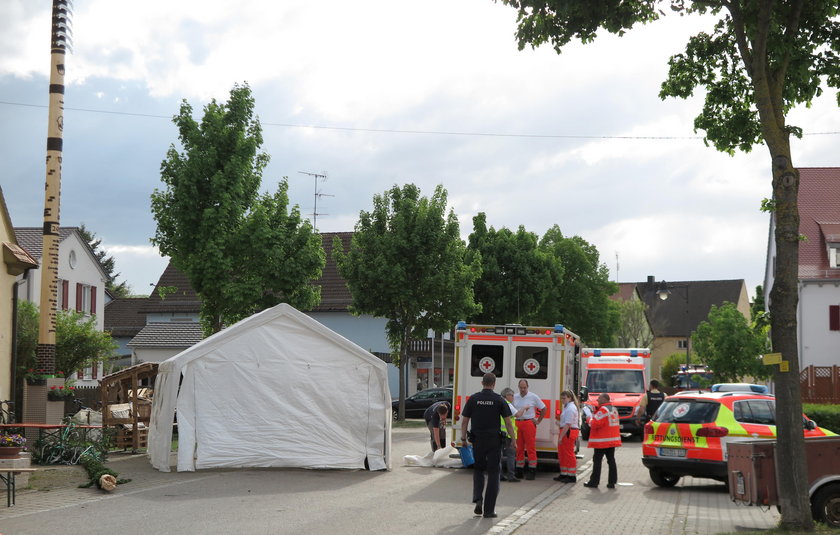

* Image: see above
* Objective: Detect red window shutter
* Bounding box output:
[90,286,97,315]
[61,280,69,310]
[830,305,840,331]
[91,364,97,380]
[77,369,84,380]
[75,283,83,311]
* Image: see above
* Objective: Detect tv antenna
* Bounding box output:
[298,171,333,231]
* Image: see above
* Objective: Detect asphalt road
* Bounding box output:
[0,428,557,535]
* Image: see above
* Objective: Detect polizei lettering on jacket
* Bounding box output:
[476,400,495,405]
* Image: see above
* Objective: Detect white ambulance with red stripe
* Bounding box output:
[580,348,651,440]
[451,322,581,464]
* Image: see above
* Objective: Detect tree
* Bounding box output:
[78,223,131,298]
[334,184,481,420]
[467,213,557,324]
[615,298,654,348]
[496,2,839,526]
[151,83,324,333]
[692,303,771,383]
[16,301,117,378]
[534,226,618,344]
[661,352,687,386]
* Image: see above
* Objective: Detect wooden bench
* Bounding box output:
[1,467,37,507]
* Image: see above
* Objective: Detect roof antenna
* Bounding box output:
[298,171,333,231]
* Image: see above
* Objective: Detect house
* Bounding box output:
[627,276,751,380]
[0,188,39,402]
[125,263,203,365]
[14,226,108,384]
[609,282,654,348]
[763,167,840,367]
[103,297,148,368]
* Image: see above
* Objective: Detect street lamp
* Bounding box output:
[654,280,691,372]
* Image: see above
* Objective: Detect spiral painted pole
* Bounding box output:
[37,0,72,374]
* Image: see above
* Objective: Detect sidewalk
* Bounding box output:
[488,444,780,535]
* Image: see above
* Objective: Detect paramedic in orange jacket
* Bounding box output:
[584,393,621,489]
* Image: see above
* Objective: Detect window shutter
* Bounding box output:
[91,363,98,380]
[830,305,840,331]
[62,280,69,310]
[75,283,83,311]
[90,286,97,315]
[77,369,84,380]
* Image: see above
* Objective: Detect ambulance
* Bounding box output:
[580,348,651,440]
[451,322,581,465]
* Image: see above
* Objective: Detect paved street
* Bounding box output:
[0,429,780,534]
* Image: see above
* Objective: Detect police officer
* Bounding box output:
[461,373,513,519]
[644,380,666,421]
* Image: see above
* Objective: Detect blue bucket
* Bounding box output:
[458,445,475,467]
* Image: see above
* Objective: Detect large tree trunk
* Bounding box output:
[767,146,812,530]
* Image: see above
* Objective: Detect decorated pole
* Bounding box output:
[37,0,72,374]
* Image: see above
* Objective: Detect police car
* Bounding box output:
[642,384,836,487]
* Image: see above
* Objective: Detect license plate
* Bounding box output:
[659,447,686,458]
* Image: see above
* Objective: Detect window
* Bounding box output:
[677,340,688,349]
[514,346,548,380]
[830,247,840,269]
[733,400,775,425]
[470,345,504,378]
[831,305,840,331]
[657,400,719,424]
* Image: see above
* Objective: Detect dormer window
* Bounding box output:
[830,245,840,269]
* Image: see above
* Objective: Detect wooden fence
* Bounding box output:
[800,365,840,404]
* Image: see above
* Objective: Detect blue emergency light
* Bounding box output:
[554,324,564,333]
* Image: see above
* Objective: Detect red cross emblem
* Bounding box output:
[523,358,540,376]
[479,357,496,373]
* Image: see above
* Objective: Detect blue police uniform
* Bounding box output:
[462,388,512,517]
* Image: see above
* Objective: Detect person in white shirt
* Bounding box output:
[553,390,580,483]
[512,379,546,480]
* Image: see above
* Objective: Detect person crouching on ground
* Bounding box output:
[553,390,580,483]
[584,393,621,489]
[424,400,450,452]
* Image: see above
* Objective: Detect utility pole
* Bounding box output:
[298,171,333,231]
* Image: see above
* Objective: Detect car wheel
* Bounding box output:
[649,468,680,488]
[580,422,590,441]
[811,483,840,528]
[392,409,399,421]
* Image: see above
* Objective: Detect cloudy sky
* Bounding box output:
[1,1,837,298]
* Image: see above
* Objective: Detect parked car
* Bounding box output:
[642,385,836,487]
[392,387,452,420]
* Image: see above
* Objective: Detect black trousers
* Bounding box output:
[472,433,502,514]
[589,447,617,486]
[429,427,446,452]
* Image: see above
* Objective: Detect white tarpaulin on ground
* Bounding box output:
[148,303,392,472]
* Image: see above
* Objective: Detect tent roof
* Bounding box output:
[159,302,386,374]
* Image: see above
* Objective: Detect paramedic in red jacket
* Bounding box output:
[584,393,621,489]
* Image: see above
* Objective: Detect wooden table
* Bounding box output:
[0,458,37,507]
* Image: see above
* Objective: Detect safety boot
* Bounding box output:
[525,467,536,480]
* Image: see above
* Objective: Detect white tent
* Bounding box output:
[148,303,392,472]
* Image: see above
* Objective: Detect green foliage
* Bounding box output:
[16,303,117,379]
[760,198,776,213]
[467,213,555,324]
[78,224,132,298]
[335,183,481,417]
[692,303,770,383]
[78,452,131,489]
[614,297,653,348]
[802,404,840,435]
[661,353,688,387]
[534,226,618,345]
[151,83,324,333]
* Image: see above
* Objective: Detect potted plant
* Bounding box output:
[47,384,76,402]
[24,368,53,386]
[0,433,26,458]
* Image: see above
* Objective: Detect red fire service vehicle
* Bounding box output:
[580,348,651,440]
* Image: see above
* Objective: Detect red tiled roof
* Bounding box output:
[609,282,637,302]
[798,168,840,279]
